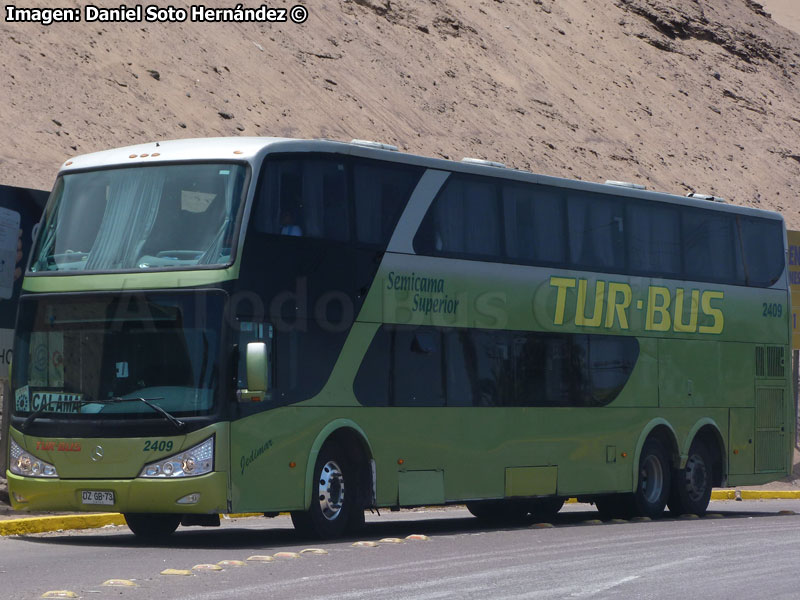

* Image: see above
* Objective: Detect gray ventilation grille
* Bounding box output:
[755,346,785,378]
[755,387,785,473]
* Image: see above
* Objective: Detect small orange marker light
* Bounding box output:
[140,153,149,158]
[152,153,160,157]
[621,452,628,458]
[733,449,739,455]
[289,462,296,468]
[233,150,243,155]
[65,161,73,166]
[129,154,137,158]
[397,459,404,465]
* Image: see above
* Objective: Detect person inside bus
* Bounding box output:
[280,209,303,236]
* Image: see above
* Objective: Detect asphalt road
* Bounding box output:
[1,500,799,600]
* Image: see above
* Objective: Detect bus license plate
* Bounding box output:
[81,490,115,506]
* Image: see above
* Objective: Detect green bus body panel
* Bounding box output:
[360,254,788,344]
[398,471,445,505]
[7,472,228,514]
[7,423,230,514]
[505,466,557,497]
[224,405,741,513]
[729,408,755,475]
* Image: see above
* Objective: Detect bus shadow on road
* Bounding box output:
[8,504,795,550]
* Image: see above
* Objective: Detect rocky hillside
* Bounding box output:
[2,0,800,225]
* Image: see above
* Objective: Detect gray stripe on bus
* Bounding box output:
[387,169,450,254]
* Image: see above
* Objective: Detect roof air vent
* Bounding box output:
[350,139,399,151]
[462,157,507,168]
[687,192,726,203]
[604,180,646,190]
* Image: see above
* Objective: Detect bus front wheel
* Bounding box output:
[667,440,712,516]
[124,513,180,541]
[291,442,354,539]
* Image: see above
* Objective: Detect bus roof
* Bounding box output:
[58,136,784,223]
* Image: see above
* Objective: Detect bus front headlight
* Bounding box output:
[139,437,214,478]
[9,439,58,478]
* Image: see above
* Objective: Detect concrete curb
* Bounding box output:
[1,492,799,536]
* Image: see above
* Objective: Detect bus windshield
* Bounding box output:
[30,163,247,273]
[11,292,223,419]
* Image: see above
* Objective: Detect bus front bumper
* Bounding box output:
[6,471,228,514]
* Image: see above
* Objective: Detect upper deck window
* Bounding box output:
[252,155,423,247]
[30,163,247,273]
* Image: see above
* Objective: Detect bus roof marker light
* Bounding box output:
[289,461,296,468]
[128,154,137,159]
[461,157,507,168]
[234,150,243,154]
[350,139,399,151]
[604,180,646,190]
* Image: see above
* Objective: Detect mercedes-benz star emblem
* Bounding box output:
[91,446,104,462]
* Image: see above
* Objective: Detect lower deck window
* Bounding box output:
[354,326,639,408]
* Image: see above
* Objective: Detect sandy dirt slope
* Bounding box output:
[1,0,800,224]
[761,0,800,35]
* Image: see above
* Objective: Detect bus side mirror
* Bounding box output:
[237,342,269,402]
[246,342,268,392]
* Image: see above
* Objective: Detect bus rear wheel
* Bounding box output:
[291,442,354,539]
[667,440,713,516]
[124,513,180,541]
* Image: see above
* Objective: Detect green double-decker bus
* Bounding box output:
[6,137,791,539]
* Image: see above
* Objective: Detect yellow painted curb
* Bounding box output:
[0,513,125,536]
[0,510,271,536]
[711,490,800,500]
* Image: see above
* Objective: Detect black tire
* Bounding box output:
[527,497,565,521]
[667,440,713,516]
[291,442,355,539]
[124,513,180,541]
[630,438,671,519]
[466,499,528,523]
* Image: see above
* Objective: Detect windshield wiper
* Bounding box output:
[108,396,186,431]
[21,396,186,432]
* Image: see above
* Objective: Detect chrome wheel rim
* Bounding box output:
[684,452,709,503]
[641,454,664,504]
[318,460,345,521]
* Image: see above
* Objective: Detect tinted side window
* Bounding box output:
[503,183,566,264]
[254,158,349,242]
[683,210,744,284]
[414,175,502,259]
[353,326,444,407]
[738,216,784,287]
[355,326,638,408]
[353,160,423,245]
[567,192,626,271]
[627,202,681,277]
[393,329,445,406]
[353,327,390,406]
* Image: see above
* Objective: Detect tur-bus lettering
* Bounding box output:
[550,277,724,334]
